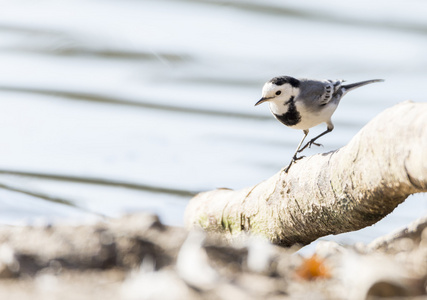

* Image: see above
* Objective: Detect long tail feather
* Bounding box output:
[341,79,384,94]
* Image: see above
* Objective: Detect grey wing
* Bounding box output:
[321,79,345,105]
[298,79,344,106]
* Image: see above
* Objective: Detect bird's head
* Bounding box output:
[255,76,300,107]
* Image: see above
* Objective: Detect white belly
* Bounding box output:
[290,102,338,130]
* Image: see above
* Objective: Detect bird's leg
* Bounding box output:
[298,124,334,153]
[284,130,309,173]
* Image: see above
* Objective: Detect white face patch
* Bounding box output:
[262,82,293,99]
[261,82,275,97]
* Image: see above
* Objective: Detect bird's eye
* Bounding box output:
[275,91,282,95]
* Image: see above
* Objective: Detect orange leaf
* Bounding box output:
[295,254,331,281]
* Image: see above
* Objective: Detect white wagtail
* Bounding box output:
[255,76,384,172]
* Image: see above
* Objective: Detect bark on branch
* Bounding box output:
[185,101,427,246]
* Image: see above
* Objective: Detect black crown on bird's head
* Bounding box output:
[270,76,300,88]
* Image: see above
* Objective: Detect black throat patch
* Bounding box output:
[274,96,301,126]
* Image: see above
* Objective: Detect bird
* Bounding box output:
[255,76,384,172]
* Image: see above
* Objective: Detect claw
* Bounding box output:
[285,155,306,173]
[293,155,305,161]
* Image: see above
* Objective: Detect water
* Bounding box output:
[0,0,426,247]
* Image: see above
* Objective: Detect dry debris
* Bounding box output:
[0,213,425,299]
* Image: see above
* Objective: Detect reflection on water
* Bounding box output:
[0,0,426,244]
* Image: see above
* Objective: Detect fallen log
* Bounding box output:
[185,101,427,246]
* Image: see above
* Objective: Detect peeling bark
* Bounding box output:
[185,101,427,246]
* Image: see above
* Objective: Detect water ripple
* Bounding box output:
[0,169,198,198]
[0,85,269,120]
[183,0,427,34]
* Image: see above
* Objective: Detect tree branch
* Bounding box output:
[185,101,427,246]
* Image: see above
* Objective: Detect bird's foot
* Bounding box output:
[293,154,305,161]
[298,140,323,153]
[284,155,305,173]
